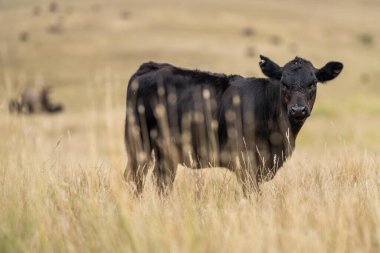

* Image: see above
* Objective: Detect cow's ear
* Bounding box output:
[259,55,282,80]
[316,61,343,83]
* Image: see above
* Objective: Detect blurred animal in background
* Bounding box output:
[8,87,64,114]
[124,56,343,196]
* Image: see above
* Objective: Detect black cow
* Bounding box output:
[124,55,343,195]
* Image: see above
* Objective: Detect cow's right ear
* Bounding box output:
[259,55,282,80]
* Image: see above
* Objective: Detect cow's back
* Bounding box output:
[125,62,238,167]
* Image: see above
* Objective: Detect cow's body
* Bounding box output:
[124,56,343,195]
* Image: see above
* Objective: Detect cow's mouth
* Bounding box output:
[289,114,309,123]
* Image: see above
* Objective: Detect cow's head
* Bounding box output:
[259,55,343,125]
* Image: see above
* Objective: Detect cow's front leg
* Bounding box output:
[232,150,260,197]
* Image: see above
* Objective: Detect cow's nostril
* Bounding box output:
[290,106,308,118]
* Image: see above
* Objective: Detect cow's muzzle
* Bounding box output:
[289,105,309,122]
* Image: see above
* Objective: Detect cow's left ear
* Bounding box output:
[259,55,282,80]
[316,61,343,83]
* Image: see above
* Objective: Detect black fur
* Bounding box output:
[125,56,343,195]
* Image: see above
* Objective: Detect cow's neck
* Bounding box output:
[277,106,296,157]
[289,120,305,138]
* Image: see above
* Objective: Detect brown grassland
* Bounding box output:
[1,0,380,252]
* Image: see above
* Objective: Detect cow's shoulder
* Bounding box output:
[237,78,280,94]
[228,77,281,117]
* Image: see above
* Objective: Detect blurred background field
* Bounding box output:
[1,0,380,252]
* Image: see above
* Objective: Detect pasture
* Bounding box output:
[1,0,380,252]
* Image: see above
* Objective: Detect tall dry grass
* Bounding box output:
[1,119,380,253]
[2,74,380,252]
[1,0,380,252]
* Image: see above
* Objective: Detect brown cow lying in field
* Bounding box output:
[8,87,63,114]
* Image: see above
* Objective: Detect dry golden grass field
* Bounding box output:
[1,0,380,252]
